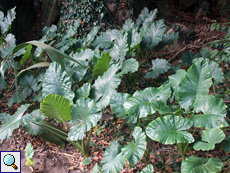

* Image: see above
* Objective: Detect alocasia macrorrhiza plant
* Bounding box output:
[0,6,229,172]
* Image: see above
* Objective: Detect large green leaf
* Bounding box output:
[22,110,45,135]
[145,59,171,79]
[169,69,186,102]
[110,92,131,119]
[118,58,139,76]
[101,140,126,173]
[25,143,34,160]
[154,33,178,51]
[68,98,101,141]
[142,19,166,51]
[66,49,93,82]
[122,18,135,32]
[83,26,99,46]
[192,96,228,128]
[181,156,223,173]
[90,64,121,109]
[91,163,99,173]
[8,88,32,107]
[221,136,230,153]
[140,164,154,173]
[20,44,32,64]
[110,92,137,123]
[93,52,111,79]
[42,62,74,102]
[40,94,71,123]
[193,128,225,151]
[0,33,16,58]
[0,7,16,34]
[193,58,224,84]
[124,85,171,119]
[142,8,157,27]
[92,30,120,49]
[208,60,224,83]
[110,32,128,63]
[136,7,150,26]
[20,73,40,92]
[146,115,194,144]
[0,104,30,140]
[121,127,146,165]
[76,83,91,99]
[0,113,11,124]
[178,60,212,110]
[126,27,145,55]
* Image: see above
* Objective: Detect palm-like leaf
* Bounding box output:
[146,115,194,144]
[68,98,101,141]
[40,94,71,123]
[93,52,111,79]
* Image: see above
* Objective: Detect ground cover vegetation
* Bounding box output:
[0,2,230,172]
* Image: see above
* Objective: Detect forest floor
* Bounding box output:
[0,6,230,173]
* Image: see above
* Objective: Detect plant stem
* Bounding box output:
[85,128,93,154]
[12,58,19,102]
[221,158,230,173]
[212,82,216,94]
[144,139,151,163]
[63,121,70,131]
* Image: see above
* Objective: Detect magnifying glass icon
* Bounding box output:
[3,154,18,170]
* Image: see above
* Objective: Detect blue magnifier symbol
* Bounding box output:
[3,154,18,170]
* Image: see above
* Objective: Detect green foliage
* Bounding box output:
[25,143,34,167]
[0,6,230,173]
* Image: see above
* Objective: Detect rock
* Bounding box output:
[166,24,191,50]
[39,0,60,28]
[116,9,130,26]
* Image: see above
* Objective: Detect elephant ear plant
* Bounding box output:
[0,7,229,172]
